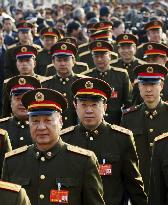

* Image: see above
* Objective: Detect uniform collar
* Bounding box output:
[144,100,163,119]
[34,137,65,160]
[13,116,29,127]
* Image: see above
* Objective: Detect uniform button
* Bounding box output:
[36,152,39,157]
[39,194,44,199]
[60,78,63,82]
[105,113,108,117]
[20,137,24,141]
[149,129,154,132]
[63,81,66,84]
[64,116,68,120]
[66,78,69,81]
[94,130,99,135]
[21,125,25,128]
[63,93,66,97]
[17,121,21,125]
[150,115,153,119]
[150,143,153,147]
[47,152,52,157]
[41,157,45,161]
[40,175,45,180]
[104,72,107,75]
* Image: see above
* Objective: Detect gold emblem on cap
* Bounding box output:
[35,92,44,102]
[61,44,67,50]
[66,39,70,43]
[85,81,93,89]
[18,78,26,85]
[21,47,27,52]
[97,42,102,47]
[23,22,27,27]
[123,35,128,40]
[147,66,153,73]
[147,44,153,50]
[100,23,104,27]
[154,21,158,26]
[48,28,53,32]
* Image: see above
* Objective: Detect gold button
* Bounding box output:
[18,121,21,125]
[94,130,98,135]
[150,115,153,119]
[149,129,153,132]
[20,137,24,141]
[150,143,153,147]
[65,116,68,120]
[39,194,44,199]
[66,78,69,81]
[21,125,25,128]
[63,93,66,97]
[41,157,45,161]
[40,175,45,180]
[63,81,66,84]
[36,152,39,157]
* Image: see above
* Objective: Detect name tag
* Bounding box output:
[99,164,112,176]
[50,190,69,203]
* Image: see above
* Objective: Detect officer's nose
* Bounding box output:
[37,121,46,129]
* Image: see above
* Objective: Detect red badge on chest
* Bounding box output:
[99,164,112,176]
[111,91,118,98]
[50,190,69,203]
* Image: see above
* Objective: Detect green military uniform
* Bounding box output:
[83,67,132,124]
[61,122,147,205]
[0,128,12,176]
[35,27,63,76]
[45,62,89,76]
[42,74,83,128]
[2,88,105,205]
[0,117,32,150]
[148,132,168,205]
[0,181,31,205]
[121,64,168,193]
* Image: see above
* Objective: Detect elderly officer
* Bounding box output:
[121,63,168,193]
[42,41,85,128]
[2,88,105,205]
[61,77,147,205]
[83,40,132,124]
[148,132,168,205]
[0,181,31,205]
[0,76,41,149]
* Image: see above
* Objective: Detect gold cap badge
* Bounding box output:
[21,47,27,52]
[85,81,93,89]
[61,44,67,50]
[147,66,153,73]
[35,92,44,102]
[18,78,26,85]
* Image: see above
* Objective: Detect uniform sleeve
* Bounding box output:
[82,153,105,205]
[17,188,32,205]
[123,134,148,205]
[122,71,132,109]
[148,143,167,205]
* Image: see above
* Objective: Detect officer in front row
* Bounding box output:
[0,181,31,205]
[121,64,168,193]
[61,77,147,205]
[2,88,105,205]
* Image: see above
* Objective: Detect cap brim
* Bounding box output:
[28,110,57,116]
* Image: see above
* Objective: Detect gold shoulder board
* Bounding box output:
[47,63,54,69]
[111,124,133,136]
[5,145,28,158]
[0,117,11,123]
[79,50,90,57]
[67,144,93,157]
[60,126,75,135]
[111,66,127,73]
[155,132,168,142]
[0,181,21,192]
[0,128,7,135]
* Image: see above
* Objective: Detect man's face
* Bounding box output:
[11,94,28,120]
[74,99,107,130]
[52,56,75,77]
[147,29,162,43]
[118,44,136,62]
[43,36,57,50]
[3,19,13,32]
[29,112,62,149]
[92,52,111,71]
[139,81,163,104]
[18,30,33,44]
[16,58,35,75]
[146,56,167,66]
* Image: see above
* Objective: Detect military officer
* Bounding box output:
[2,45,49,117]
[111,33,146,83]
[0,128,11,176]
[121,63,168,193]
[35,27,63,76]
[0,181,31,205]
[0,76,41,150]
[2,88,105,205]
[42,41,85,128]
[45,37,89,76]
[61,77,147,205]
[132,42,168,105]
[4,22,42,79]
[136,20,166,60]
[83,40,132,124]
[148,132,168,205]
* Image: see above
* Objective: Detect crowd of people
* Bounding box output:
[0,0,168,204]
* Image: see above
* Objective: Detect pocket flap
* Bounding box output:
[12,177,30,186]
[55,178,79,187]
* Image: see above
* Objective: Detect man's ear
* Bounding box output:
[73,100,77,109]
